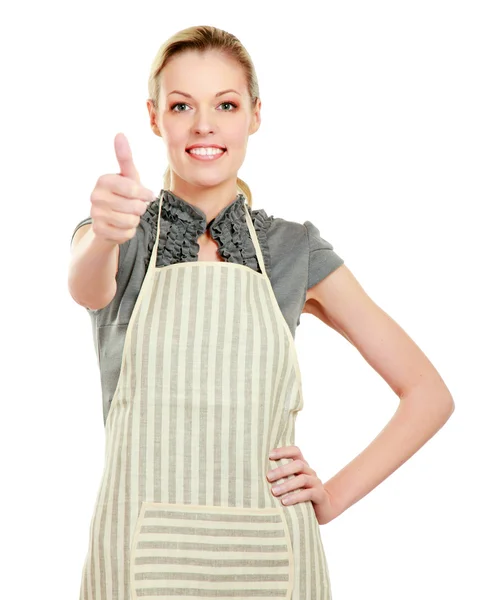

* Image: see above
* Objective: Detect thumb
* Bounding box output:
[114,132,140,183]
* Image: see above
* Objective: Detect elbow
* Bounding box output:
[400,381,455,425]
[68,278,116,311]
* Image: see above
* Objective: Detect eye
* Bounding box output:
[171,103,190,112]
[218,101,238,111]
[170,101,238,113]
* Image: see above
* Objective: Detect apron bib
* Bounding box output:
[79,191,332,599]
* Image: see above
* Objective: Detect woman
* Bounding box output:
[68,25,454,600]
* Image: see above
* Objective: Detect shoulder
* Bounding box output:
[251,207,307,246]
[255,206,342,258]
[251,206,344,291]
[251,207,335,258]
[252,209,335,248]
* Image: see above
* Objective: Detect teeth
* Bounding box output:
[189,147,224,156]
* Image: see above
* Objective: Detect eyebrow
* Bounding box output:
[167,89,242,98]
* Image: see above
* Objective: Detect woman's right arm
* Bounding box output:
[68,224,119,311]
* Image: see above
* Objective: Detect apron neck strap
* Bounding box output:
[242,197,268,276]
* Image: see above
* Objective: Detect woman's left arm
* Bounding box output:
[302,263,455,524]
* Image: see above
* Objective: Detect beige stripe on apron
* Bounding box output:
[79,191,332,599]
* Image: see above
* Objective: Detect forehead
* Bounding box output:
[159,50,247,96]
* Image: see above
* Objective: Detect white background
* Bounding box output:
[1,1,476,598]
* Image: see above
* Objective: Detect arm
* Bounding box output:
[303,264,455,524]
[68,223,120,310]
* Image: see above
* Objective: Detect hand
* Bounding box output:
[267,445,336,525]
[89,133,156,245]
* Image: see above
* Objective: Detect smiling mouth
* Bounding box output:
[186,148,227,160]
[186,146,226,153]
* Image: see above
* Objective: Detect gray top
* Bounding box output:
[71,189,345,424]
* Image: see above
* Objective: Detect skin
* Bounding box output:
[146,49,260,255]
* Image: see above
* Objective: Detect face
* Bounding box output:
[147,50,261,191]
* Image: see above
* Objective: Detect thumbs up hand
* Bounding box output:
[89,133,157,245]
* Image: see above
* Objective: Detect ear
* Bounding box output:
[249,98,262,135]
[146,99,162,138]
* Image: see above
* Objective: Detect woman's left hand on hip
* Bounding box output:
[267,445,335,524]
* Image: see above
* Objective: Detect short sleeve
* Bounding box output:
[70,217,93,246]
[304,220,344,290]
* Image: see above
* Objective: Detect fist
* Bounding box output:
[89,132,156,245]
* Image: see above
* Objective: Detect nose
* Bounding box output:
[192,106,216,136]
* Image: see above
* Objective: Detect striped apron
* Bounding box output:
[79,191,332,599]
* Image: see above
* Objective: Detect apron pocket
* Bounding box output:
[130,501,294,599]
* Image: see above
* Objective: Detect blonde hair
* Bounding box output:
[147,25,260,207]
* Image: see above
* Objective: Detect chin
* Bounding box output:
[179,171,234,190]
[195,179,231,191]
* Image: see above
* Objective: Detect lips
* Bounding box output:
[186,145,226,152]
[186,144,226,152]
[186,147,226,162]
[186,146,226,152]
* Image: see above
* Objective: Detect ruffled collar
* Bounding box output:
[160,189,247,232]
[142,188,273,277]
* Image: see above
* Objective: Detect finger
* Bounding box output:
[283,459,312,477]
[281,489,314,506]
[269,446,309,466]
[108,197,150,217]
[271,474,310,496]
[114,132,140,183]
[99,174,155,202]
[267,459,313,483]
[93,209,140,230]
[269,446,298,457]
